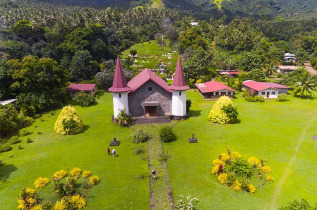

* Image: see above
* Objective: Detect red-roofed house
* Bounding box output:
[67,84,97,97]
[277,66,298,74]
[242,80,290,98]
[196,81,236,100]
[109,57,189,119]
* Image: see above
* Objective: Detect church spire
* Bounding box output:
[109,57,131,92]
[169,56,189,90]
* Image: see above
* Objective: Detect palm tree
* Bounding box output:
[294,73,317,97]
[264,63,276,77]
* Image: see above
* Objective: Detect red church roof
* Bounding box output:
[127,68,171,93]
[169,57,189,91]
[108,57,131,93]
[243,80,290,91]
[67,84,96,92]
[196,81,235,93]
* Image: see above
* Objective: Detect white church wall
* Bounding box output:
[172,90,186,116]
[113,92,129,118]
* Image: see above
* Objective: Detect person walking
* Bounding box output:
[112,148,116,158]
[107,147,110,155]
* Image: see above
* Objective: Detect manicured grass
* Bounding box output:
[1,91,317,209]
[121,40,178,72]
[0,94,149,209]
[164,90,317,209]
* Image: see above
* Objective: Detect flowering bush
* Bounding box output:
[17,188,40,210]
[248,157,260,166]
[70,168,81,177]
[34,177,50,189]
[54,106,83,135]
[18,168,99,209]
[208,96,238,124]
[211,148,274,194]
[83,171,91,178]
[266,175,274,182]
[53,170,67,181]
[175,195,199,210]
[89,176,100,186]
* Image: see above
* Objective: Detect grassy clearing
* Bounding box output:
[0,94,149,209]
[164,90,317,209]
[151,0,164,9]
[121,40,178,73]
[212,0,224,9]
[1,91,317,209]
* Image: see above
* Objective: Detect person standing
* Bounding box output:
[112,148,116,158]
[152,170,156,180]
[107,147,110,155]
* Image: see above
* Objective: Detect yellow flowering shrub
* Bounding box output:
[34,177,50,189]
[219,153,230,162]
[83,171,91,178]
[89,176,100,186]
[266,175,274,182]
[261,166,272,173]
[248,184,256,194]
[53,200,67,210]
[17,188,39,210]
[212,159,225,166]
[70,168,81,177]
[208,96,236,124]
[71,195,86,209]
[54,106,83,135]
[230,152,241,160]
[30,205,42,210]
[25,188,36,196]
[53,170,67,180]
[248,157,260,166]
[211,165,219,175]
[230,180,241,191]
[217,173,227,184]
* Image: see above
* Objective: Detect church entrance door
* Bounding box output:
[145,106,157,118]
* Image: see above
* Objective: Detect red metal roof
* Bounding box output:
[67,84,96,92]
[169,57,189,91]
[108,57,131,93]
[127,68,171,93]
[243,80,290,91]
[195,81,235,93]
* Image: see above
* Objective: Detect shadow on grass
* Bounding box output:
[189,110,201,117]
[294,95,315,100]
[81,125,90,133]
[0,164,18,182]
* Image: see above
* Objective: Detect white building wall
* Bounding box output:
[172,90,186,116]
[257,89,279,99]
[216,89,234,96]
[113,92,129,118]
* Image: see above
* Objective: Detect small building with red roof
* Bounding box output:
[109,56,189,119]
[195,81,236,100]
[242,80,290,98]
[66,84,97,98]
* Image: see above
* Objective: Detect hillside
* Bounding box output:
[31,0,317,20]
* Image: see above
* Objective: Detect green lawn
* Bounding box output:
[0,94,149,209]
[1,91,317,209]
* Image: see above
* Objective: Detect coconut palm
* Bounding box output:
[294,73,317,97]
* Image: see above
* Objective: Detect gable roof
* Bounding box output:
[67,84,96,92]
[195,81,235,93]
[169,57,189,91]
[108,57,131,93]
[127,68,171,93]
[243,80,290,91]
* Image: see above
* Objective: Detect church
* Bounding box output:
[109,57,189,119]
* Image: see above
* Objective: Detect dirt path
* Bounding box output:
[304,62,317,75]
[147,131,174,209]
[269,120,313,209]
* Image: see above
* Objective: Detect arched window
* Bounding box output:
[148,87,153,91]
[179,91,182,96]
[119,93,121,98]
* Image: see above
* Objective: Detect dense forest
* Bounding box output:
[0,0,317,137]
[31,0,317,21]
